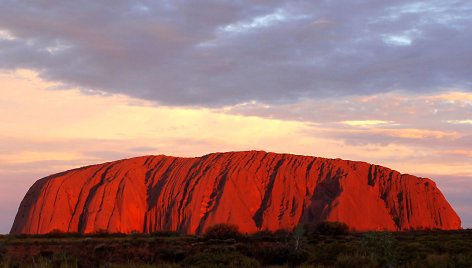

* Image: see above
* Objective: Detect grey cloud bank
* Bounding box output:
[0,0,471,106]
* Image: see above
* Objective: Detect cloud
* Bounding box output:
[0,0,471,106]
[341,120,393,127]
[224,91,472,146]
[224,91,472,124]
[448,120,472,125]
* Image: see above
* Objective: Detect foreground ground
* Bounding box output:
[1,228,471,267]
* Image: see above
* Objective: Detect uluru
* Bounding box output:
[11,151,461,235]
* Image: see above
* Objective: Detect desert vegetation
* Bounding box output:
[0,222,471,267]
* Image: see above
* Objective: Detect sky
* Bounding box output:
[0,0,471,233]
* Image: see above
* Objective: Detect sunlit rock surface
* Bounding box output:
[11,151,461,234]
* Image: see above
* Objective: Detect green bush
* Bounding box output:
[153,246,188,263]
[273,229,291,239]
[251,230,275,241]
[203,223,242,240]
[425,254,450,268]
[150,230,181,237]
[312,221,350,236]
[241,242,291,265]
[335,253,379,268]
[43,229,67,238]
[361,232,396,267]
[0,243,5,262]
[287,248,309,266]
[89,229,110,237]
[182,252,259,267]
[51,251,77,268]
[307,242,352,265]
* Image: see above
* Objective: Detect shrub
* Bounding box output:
[250,229,292,242]
[150,230,180,237]
[287,248,309,266]
[396,241,426,264]
[251,230,274,241]
[425,254,450,268]
[306,242,352,265]
[182,252,259,267]
[89,229,111,237]
[203,223,242,240]
[242,242,292,265]
[312,221,350,236]
[153,246,188,263]
[0,243,5,262]
[43,229,67,238]
[361,232,396,267]
[108,232,127,237]
[335,253,379,268]
[50,251,77,268]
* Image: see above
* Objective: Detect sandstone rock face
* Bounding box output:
[11,151,461,234]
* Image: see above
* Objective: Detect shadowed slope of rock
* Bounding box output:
[11,151,461,234]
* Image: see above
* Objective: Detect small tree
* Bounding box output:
[289,224,309,265]
[293,224,305,251]
[203,223,242,240]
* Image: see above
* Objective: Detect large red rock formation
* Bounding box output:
[11,151,461,234]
